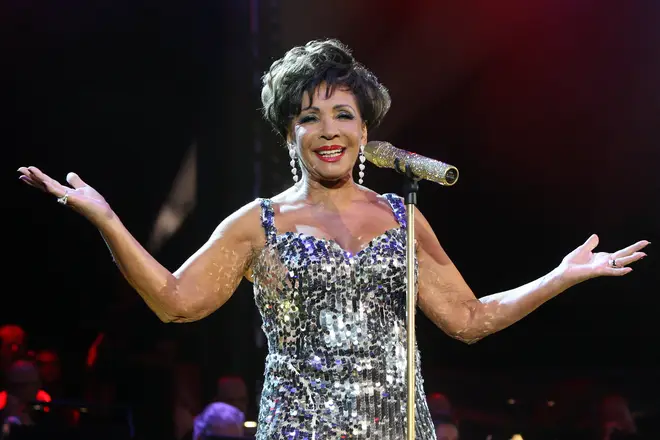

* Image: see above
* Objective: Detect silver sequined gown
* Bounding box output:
[251,193,436,440]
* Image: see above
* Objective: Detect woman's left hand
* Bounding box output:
[558,234,649,286]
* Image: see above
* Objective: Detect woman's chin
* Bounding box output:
[315,171,353,185]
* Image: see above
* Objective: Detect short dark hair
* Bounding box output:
[261,38,391,140]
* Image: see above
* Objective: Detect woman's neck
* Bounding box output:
[296,174,364,211]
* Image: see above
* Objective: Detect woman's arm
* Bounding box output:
[415,207,648,344]
[99,201,262,323]
[18,167,263,324]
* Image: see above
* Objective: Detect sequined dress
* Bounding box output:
[252,193,436,440]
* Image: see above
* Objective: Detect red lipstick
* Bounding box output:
[314,145,346,163]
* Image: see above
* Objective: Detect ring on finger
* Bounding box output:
[57,190,69,205]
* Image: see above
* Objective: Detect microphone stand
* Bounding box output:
[397,160,421,440]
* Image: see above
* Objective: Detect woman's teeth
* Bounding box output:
[317,149,343,157]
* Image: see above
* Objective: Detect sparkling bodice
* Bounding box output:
[251,193,435,440]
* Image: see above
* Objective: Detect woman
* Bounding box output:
[17,39,648,439]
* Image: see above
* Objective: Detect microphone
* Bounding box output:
[363,141,459,186]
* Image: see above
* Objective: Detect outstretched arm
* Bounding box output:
[99,201,261,323]
[18,167,262,323]
[415,208,649,344]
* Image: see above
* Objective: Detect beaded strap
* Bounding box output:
[259,198,277,245]
[384,193,407,228]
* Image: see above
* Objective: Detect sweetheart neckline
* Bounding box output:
[274,227,403,258]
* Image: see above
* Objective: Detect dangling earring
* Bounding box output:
[358,144,366,184]
[289,145,299,183]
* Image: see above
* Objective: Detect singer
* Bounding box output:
[17,39,649,440]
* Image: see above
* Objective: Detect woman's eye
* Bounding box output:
[338,112,354,120]
[299,115,317,123]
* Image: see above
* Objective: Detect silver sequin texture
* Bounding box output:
[251,193,436,440]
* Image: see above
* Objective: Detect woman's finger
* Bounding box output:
[612,252,646,267]
[28,167,69,194]
[612,240,650,259]
[19,175,46,190]
[18,167,45,187]
[27,166,53,184]
[27,166,61,189]
[580,234,600,252]
[603,266,633,276]
[66,172,86,189]
[18,175,43,190]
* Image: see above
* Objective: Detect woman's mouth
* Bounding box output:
[314,146,346,163]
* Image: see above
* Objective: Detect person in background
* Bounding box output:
[193,402,245,439]
[596,394,645,440]
[427,392,453,420]
[0,360,50,429]
[0,325,27,375]
[35,349,62,398]
[215,376,249,416]
[433,413,459,440]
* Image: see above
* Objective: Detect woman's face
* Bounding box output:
[288,83,367,184]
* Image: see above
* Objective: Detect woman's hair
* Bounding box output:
[261,38,391,140]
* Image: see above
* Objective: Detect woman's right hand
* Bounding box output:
[17,166,114,226]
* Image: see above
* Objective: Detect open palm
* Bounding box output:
[18,166,112,224]
[560,234,649,284]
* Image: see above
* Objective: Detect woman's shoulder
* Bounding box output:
[264,186,301,205]
[209,199,265,247]
[226,198,264,221]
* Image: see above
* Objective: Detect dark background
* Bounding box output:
[3,0,659,430]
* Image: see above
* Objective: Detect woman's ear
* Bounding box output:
[361,123,368,146]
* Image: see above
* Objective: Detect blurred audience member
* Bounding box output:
[596,393,643,440]
[434,413,459,440]
[193,402,245,439]
[174,363,202,440]
[83,332,118,411]
[427,392,453,419]
[555,377,599,431]
[35,349,62,397]
[215,376,249,415]
[0,360,50,427]
[0,325,27,374]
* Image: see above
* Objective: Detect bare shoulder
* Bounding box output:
[268,187,302,207]
[208,198,265,248]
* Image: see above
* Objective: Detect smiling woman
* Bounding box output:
[260,39,390,141]
[260,39,390,187]
[16,38,649,440]
[291,88,365,183]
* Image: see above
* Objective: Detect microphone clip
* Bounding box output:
[394,158,420,205]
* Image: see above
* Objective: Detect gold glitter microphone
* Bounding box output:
[363,141,459,186]
[364,140,458,440]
